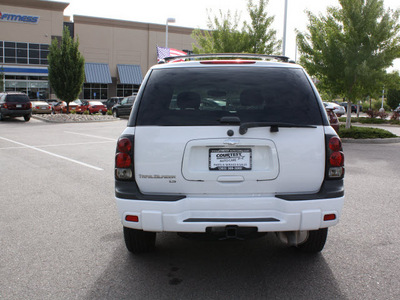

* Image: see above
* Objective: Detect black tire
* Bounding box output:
[113,110,119,118]
[297,228,328,253]
[24,114,31,122]
[0,111,3,121]
[123,227,156,253]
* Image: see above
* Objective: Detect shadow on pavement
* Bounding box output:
[86,232,346,300]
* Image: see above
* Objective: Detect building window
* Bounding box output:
[40,44,49,65]
[17,43,28,64]
[0,41,3,63]
[4,42,16,63]
[117,84,139,97]
[0,41,50,65]
[83,83,108,100]
[29,43,40,65]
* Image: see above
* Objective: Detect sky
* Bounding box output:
[53,0,400,71]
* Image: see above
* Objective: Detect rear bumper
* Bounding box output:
[116,195,344,233]
[1,108,31,117]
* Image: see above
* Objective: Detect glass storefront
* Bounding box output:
[83,83,108,100]
[4,75,49,100]
[117,84,139,97]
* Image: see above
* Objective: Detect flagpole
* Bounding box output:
[166,18,176,48]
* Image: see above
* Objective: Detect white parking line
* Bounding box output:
[64,131,116,141]
[0,136,104,171]
[0,141,113,150]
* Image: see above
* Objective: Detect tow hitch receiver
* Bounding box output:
[205,226,265,240]
[225,225,240,240]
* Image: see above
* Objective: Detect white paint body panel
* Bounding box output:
[131,126,326,195]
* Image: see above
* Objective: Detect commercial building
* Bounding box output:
[0,0,195,100]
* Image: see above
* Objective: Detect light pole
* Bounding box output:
[282,0,288,56]
[165,18,176,48]
[379,86,385,112]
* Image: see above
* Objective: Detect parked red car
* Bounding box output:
[52,101,79,113]
[76,100,107,115]
[324,103,340,133]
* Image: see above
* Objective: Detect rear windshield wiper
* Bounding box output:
[239,122,317,134]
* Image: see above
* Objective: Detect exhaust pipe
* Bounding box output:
[277,231,308,246]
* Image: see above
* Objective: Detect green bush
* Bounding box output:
[358,117,386,124]
[338,117,386,124]
[83,110,89,115]
[338,125,397,139]
[107,109,112,115]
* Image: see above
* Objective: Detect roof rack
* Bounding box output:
[159,53,289,64]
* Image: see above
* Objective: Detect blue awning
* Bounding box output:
[117,64,143,85]
[84,63,112,84]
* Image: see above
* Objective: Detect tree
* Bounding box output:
[297,0,400,128]
[48,26,85,113]
[387,89,400,109]
[244,0,281,54]
[191,10,248,53]
[192,0,280,54]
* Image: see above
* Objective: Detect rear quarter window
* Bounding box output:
[6,94,30,103]
[135,67,323,126]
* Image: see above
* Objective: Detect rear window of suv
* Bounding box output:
[135,67,323,126]
[5,94,30,103]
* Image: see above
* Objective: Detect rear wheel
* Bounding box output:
[24,114,31,122]
[113,110,119,118]
[123,227,156,253]
[296,228,328,253]
[0,111,3,121]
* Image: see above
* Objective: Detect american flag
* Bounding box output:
[157,46,187,61]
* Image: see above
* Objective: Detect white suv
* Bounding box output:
[115,54,345,254]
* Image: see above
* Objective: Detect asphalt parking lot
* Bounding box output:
[1,117,400,299]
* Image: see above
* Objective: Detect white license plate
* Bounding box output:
[16,104,22,108]
[209,148,252,171]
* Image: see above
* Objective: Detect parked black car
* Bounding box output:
[0,92,32,121]
[112,95,136,118]
[340,102,362,113]
[105,97,123,110]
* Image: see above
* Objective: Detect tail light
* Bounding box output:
[326,135,344,179]
[115,136,133,180]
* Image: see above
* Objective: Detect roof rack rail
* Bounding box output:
[159,53,290,64]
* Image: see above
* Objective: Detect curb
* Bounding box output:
[32,115,120,123]
[342,137,400,144]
